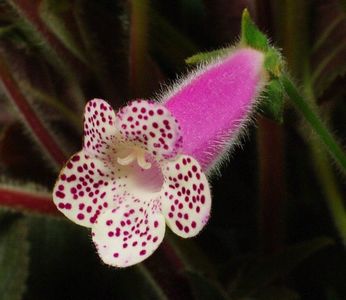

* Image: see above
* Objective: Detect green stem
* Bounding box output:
[310,144,346,245]
[281,75,346,172]
[303,70,346,245]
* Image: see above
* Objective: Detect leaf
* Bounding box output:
[259,79,285,123]
[0,213,29,300]
[185,48,230,65]
[240,9,268,51]
[185,271,230,300]
[39,0,88,64]
[229,237,333,298]
[24,216,169,299]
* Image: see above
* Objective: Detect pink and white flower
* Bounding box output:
[54,99,211,267]
[53,48,266,267]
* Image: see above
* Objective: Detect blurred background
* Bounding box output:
[0,0,345,299]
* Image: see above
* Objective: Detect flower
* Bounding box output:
[53,99,211,267]
[163,48,266,170]
[53,47,266,267]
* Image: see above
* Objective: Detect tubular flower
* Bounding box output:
[53,48,266,267]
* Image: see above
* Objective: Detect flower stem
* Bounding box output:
[0,55,67,169]
[280,75,346,173]
[302,69,346,246]
[310,144,346,245]
[0,186,58,216]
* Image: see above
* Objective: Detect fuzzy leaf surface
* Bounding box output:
[0,213,29,300]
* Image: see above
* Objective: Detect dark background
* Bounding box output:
[0,1,345,299]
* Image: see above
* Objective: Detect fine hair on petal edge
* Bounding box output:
[154,45,268,177]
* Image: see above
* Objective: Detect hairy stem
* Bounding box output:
[8,0,87,114]
[8,0,85,70]
[0,186,58,216]
[281,75,346,172]
[303,70,346,245]
[310,144,346,245]
[0,55,67,169]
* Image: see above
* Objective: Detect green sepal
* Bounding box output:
[240,9,269,51]
[241,9,284,77]
[264,47,283,78]
[185,48,230,65]
[186,10,284,77]
[260,79,285,123]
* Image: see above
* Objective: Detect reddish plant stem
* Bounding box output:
[255,0,286,254]
[257,117,286,253]
[0,185,186,274]
[0,187,59,216]
[0,55,67,168]
[9,0,85,71]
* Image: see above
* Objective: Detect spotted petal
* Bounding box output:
[92,198,165,267]
[116,100,182,161]
[53,151,122,227]
[161,155,211,238]
[84,99,118,158]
